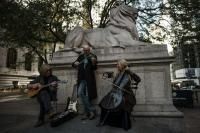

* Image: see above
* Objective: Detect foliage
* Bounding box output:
[1,0,193,63]
[0,0,80,63]
[167,0,200,48]
[135,0,167,42]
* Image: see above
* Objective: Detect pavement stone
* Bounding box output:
[0,95,200,133]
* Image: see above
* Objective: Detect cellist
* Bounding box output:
[97,59,140,130]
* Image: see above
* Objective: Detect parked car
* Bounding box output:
[172,89,193,108]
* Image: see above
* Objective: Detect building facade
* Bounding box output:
[172,44,200,85]
[0,47,39,89]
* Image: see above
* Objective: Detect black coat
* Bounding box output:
[72,53,97,100]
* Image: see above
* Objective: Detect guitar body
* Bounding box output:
[27,80,67,98]
[50,110,77,127]
[27,88,42,98]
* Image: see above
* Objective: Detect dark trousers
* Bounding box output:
[37,90,51,121]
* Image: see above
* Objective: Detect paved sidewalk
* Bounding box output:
[0,95,200,133]
[178,105,200,133]
[0,114,174,133]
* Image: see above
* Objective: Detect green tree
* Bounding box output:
[0,0,173,64]
[167,0,200,48]
[166,0,200,71]
[0,0,80,63]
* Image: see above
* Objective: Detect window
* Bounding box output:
[25,53,33,71]
[6,48,17,69]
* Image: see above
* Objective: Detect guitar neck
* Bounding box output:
[42,81,66,88]
[40,80,67,89]
[41,83,53,88]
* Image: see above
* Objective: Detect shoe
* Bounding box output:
[89,112,95,120]
[34,120,44,127]
[81,114,89,120]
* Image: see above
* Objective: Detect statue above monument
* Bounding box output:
[64,2,139,49]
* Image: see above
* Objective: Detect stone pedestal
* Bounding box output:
[50,43,184,133]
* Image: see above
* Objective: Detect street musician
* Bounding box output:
[27,64,59,127]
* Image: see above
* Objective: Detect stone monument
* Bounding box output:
[50,3,184,133]
[65,3,139,49]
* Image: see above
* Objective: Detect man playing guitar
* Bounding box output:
[27,64,59,127]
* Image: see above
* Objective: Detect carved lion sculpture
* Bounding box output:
[65,3,139,49]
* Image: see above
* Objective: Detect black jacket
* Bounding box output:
[72,53,98,100]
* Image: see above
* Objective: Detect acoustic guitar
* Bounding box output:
[27,80,67,98]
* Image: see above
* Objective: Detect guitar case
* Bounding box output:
[50,109,77,127]
[50,84,78,127]
[50,97,78,127]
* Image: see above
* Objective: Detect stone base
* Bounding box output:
[50,44,184,132]
[50,44,181,119]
